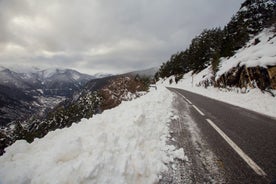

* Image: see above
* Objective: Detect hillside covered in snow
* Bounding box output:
[154,0,276,117]
[157,27,276,118]
[155,0,276,91]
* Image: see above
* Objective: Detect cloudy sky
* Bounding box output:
[0,0,244,75]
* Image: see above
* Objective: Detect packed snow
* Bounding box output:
[0,87,185,184]
[158,71,276,118]
[216,28,276,79]
[158,28,276,118]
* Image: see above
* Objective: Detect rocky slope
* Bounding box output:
[215,28,276,91]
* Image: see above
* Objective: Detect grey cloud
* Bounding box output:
[0,0,244,74]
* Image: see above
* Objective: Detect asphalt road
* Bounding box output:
[168,87,276,184]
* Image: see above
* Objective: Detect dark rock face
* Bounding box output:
[216,66,275,90]
[268,66,276,88]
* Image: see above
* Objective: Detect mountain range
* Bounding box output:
[0,66,111,126]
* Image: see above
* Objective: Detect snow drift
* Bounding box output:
[0,87,184,184]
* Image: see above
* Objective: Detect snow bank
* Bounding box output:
[158,69,276,118]
[0,87,184,184]
[216,28,276,79]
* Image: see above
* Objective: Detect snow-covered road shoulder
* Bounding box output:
[0,87,184,184]
[158,73,276,119]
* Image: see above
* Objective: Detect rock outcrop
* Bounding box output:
[215,65,276,90]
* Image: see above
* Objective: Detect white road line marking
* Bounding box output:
[185,99,192,105]
[192,105,205,116]
[206,118,267,176]
[175,91,193,105]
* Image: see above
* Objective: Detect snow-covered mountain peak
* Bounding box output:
[92,72,113,79]
[40,68,60,79]
[0,66,6,71]
[0,65,41,74]
[0,66,96,92]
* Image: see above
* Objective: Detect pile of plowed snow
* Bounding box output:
[0,87,184,184]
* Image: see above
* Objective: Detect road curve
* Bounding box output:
[168,87,276,184]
